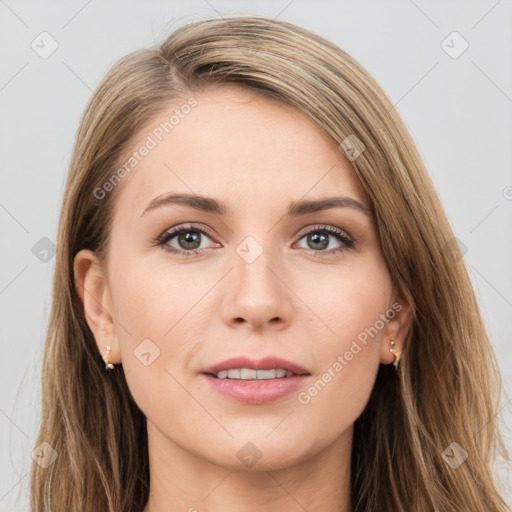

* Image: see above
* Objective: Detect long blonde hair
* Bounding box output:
[31,15,510,511]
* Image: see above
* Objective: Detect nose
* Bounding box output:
[220,246,293,331]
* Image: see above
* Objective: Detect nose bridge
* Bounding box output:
[234,233,282,296]
[221,232,293,328]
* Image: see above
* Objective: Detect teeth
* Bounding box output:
[241,368,257,379]
[214,368,294,380]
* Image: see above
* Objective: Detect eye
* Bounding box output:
[153,223,355,257]
[153,224,220,255]
[295,225,355,255]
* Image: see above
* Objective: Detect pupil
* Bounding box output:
[178,231,201,250]
[309,232,328,250]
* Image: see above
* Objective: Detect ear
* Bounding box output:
[73,249,121,365]
[380,288,413,366]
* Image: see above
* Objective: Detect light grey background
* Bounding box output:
[1,1,511,509]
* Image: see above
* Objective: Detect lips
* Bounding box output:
[202,373,310,404]
[201,355,310,376]
[200,355,312,404]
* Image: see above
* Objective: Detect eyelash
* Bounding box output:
[152,223,355,257]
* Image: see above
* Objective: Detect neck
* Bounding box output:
[143,420,354,512]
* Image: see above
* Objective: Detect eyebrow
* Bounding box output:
[141,192,370,217]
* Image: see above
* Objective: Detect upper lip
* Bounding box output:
[201,356,310,375]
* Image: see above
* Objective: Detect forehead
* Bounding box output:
[112,85,369,218]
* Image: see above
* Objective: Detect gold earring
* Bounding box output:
[102,345,114,370]
[389,340,401,370]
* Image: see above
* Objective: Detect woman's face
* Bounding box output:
[76,85,410,472]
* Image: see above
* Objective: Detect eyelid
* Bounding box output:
[294,223,353,241]
[157,222,217,241]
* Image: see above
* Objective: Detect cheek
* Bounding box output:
[107,253,206,391]
[110,254,192,338]
[293,258,390,416]
[304,256,391,354]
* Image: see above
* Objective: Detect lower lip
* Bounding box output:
[201,374,311,404]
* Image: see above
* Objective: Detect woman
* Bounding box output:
[30,15,510,512]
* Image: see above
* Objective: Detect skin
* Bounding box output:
[74,85,411,512]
